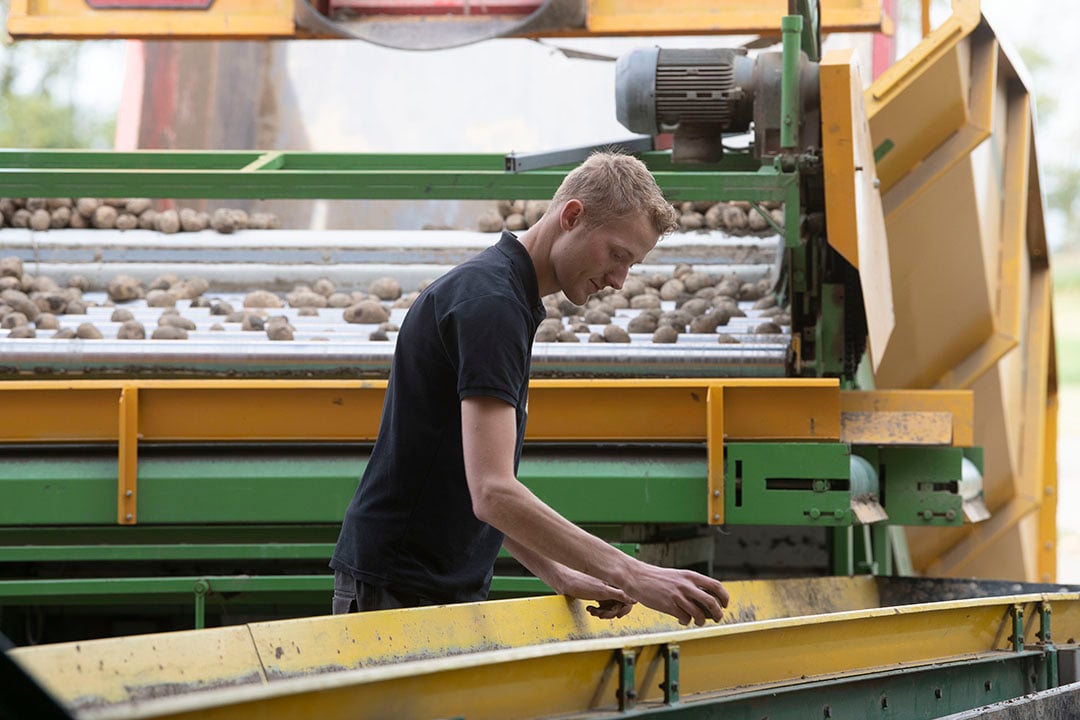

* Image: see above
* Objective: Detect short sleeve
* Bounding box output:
[441,296,532,406]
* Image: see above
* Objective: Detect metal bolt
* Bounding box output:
[873,178,881,189]
[945,509,956,521]
[833,509,845,519]
[713,490,721,498]
[922,510,934,520]
[809,508,821,519]
[1046,486,1055,495]
[125,490,133,497]
[125,513,133,521]
[713,514,720,521]
[1045,542,1054,551]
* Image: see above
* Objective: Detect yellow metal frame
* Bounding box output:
[820,47,895,371]
[0,379,976,445]
[865,1,1057,583]
[867,0,988,206]
[12,584,1080,720]
[8,0,891,39]
[581,0,891,37]
[7,0,296,39]
[0,379,973,527]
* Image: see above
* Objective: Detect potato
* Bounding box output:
[477,209,504,232]
[49,207,71,228]
[117,320,146,339]
[75,322,103,339]
[91,205,118,229]
[115,212,138,231]
[75,198,100,217]
[243,290,284,308]
[652,325,678,343]
[151,326,188,340]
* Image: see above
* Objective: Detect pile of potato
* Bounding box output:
[0,198,280,234]
[0,255,411,342]
[477,199,784,235]
[477,200,550,233]
[0,253,787,345]
[536,263,787,345]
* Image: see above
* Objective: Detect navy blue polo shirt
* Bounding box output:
[331,232,547,603]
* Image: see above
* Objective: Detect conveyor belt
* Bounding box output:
[0,228,788,377]
[1,228,780,291]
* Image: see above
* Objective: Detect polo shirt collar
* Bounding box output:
[496,231,546,325]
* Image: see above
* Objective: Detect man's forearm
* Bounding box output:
[502,536,570,592]
[473,474,635,590]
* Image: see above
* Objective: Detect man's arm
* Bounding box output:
[501,536,635,619]
[462,396,729,626]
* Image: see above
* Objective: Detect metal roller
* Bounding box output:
[0,340,790,379]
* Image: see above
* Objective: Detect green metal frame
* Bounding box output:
[0,447,707,525]
[724,442,854,526]
[0,543,648,630]
[0,147,804,251]
[627,652,1051,719]
[860,446,966,526]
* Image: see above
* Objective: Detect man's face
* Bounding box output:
[552,208,658,306]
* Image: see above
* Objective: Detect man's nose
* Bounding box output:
[605,266,628,290]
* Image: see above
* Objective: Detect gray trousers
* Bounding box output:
[332,571,436,614]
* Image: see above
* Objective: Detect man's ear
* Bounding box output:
[560,199,584,230]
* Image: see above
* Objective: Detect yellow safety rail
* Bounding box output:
[10,580,1080,720]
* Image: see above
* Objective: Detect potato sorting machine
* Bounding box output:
[0,1,1070,718]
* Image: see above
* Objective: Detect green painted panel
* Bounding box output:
[0,447,708,525]
[133,451,361,523]
[724,443,852,526]
[0,456,116,524]
[519,450,707,524]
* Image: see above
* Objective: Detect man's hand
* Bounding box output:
[625,564,730,626]
[462,398,729,627]
[555,566,636,620]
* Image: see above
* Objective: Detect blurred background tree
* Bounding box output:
[0,0,114,148]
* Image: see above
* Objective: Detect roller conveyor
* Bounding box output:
[0,340,790,378]
[0,229,791,378]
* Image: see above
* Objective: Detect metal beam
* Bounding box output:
[0,150,797,202]
[11,589,1079,720]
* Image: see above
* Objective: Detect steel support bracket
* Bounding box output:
[193,578,210,630]
[1038,602,1059,687]
[660,644,681,705]
[706,385,725,525]
[1009,604,1025,653]
[616,648,638,711]
[117,384,139,525]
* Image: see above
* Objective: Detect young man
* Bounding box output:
[331,152,730,625]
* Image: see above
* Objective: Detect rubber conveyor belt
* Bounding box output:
[8,577,1080,720]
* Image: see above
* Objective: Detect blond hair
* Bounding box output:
[550,151,678,235]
